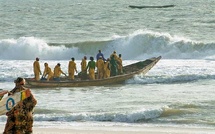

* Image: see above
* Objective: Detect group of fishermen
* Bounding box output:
[33,50,123,81]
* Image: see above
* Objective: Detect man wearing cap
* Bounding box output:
[33,57,42,81]
[68,57,78,80]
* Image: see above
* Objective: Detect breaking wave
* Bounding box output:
[30,104,198,124]
[0,30,215,60]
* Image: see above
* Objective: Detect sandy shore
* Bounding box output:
[1,126,215,134]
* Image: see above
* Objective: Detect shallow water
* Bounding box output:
[0,59,215,129]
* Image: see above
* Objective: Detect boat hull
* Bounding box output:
[129,5,175,9]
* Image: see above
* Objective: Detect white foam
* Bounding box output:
[0,30,215,60]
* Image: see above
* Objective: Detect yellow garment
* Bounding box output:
[117,57,123,74]
[110,53,118,61]
[96,59,104,79]
[43,66,54,81]
[68,61,77,80]
[89,68,95,80]
[33,61,41,81]
[104,61,110,78]
[81,59,87,72]
[54,65,65,77]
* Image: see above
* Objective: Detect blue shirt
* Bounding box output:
[96,52,106,61]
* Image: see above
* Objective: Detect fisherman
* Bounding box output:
[110,51,118,61]
[3,77,37,134]
[42,62,54,81]
[33,57,42,81]
[96,50,106,61]
[53,63,67,81]
[81,56,87,73]
[110,55,117,76]
[86,57,96,80]
[79,56,88,80]
[103,58,111,78]
[68,57,78,80]
[96,56,104,79]
[117,54,123,75]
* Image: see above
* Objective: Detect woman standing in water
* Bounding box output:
[3,77,37,134]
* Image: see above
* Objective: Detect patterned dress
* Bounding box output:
[3,86,37,134]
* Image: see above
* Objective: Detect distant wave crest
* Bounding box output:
[0,30,215,60]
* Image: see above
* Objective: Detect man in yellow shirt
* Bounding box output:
[79,56,88,80]
[81,56,87,73]
[96,56,104,79]
[42,63,54,81]
[110,51,118,60]
[53,63,66,81]
[68,57,78,80]
[104,58,110,78]
[33,57,42,81]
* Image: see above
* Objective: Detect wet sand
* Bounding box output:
[1,126,215,134]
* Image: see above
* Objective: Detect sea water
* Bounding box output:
[0,0,215,130]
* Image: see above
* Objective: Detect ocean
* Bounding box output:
[0,0,215,131]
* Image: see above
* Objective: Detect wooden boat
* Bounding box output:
[129,5,175,9]
[25,56,161,88]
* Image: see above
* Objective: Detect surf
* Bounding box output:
[0,30,214,60]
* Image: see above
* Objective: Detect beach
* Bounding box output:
[1,126,215,134]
